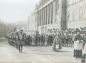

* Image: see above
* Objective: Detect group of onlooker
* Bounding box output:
[6,28,26,53]
[6,27,86,63]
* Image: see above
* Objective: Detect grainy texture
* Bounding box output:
[0,42,80,63]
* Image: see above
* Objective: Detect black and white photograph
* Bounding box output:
[0,0,86,63]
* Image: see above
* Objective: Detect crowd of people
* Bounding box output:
[6,28,76,47]
[6,27,86,63]
[6,28,26,53]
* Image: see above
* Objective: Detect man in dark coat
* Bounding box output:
[48,35,53,46]
[26,35,32,45]
[18,29,25,53]
[40,34,45,46]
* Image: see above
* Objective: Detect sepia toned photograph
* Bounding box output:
[0,0,86,63]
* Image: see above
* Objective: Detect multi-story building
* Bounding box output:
[35,0,86,34]
[35,0,67,34]
[35,0,65,34]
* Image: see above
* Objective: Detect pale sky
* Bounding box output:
[0,0,39,23]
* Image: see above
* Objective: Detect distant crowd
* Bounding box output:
[6,27,86,63]
[6,27,86,47]
[6,28,76,47]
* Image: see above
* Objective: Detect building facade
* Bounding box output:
[35,0,86,34]
[35,0,64,34]
[67,0,86,29]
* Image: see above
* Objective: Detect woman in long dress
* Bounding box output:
[52,32,62,51]
[74,31,83,59]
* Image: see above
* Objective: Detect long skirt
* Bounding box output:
[74,50,82,58]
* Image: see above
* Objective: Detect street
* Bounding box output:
[0,41,81,63]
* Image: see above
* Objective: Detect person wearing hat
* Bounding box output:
[18,28,25,53]
[73,30,83,59]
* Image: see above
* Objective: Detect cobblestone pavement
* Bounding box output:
[0,42,81,63]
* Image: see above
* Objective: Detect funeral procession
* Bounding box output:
[0,0,86,63]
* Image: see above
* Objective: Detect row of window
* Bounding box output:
[37,2,53,26]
